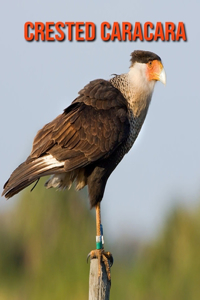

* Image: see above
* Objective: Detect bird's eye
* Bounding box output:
[148,61,153,67]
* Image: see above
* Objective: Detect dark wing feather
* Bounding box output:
[28,79,130,171]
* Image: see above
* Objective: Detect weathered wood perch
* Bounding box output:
[89,258,111,300]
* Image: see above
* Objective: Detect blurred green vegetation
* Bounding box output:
[0,181,200,300]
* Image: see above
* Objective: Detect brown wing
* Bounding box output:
[28,79,130,172]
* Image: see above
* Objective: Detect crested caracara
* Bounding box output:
[2,50,166,281]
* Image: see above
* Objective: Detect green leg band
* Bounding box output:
[96,241,102,249]
[96,236,102,249]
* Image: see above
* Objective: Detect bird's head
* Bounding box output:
[130,50,166,86]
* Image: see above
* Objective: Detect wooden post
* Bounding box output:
[89,258,111,300]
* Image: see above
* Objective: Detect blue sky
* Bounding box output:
[1,0,200,241]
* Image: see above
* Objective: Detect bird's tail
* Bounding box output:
[2,155,65,199]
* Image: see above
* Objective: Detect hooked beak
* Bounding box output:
[159,67,166,85]
[147,60,166,85]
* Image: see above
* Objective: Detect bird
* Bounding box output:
[2,50,166,281]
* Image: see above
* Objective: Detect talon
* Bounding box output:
[87,252,91,263]
[103,251,114,267]
[87,250,97,263]
[87,249,113,282]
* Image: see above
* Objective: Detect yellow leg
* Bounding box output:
[96,202,102,250]
[87,202,113,282]
[96,202,101,236]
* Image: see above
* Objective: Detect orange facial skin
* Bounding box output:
[146,60,164,82]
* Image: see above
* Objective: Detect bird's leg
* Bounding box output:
[88,202,113,282]
[96,201,102,250]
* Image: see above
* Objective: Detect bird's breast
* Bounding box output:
[124,108,147,154]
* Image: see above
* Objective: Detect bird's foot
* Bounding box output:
[87,249,113,282]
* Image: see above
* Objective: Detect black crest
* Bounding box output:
[130,50,161,66]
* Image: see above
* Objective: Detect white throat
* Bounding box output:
[128,62,156,95]
[110,62,157,118]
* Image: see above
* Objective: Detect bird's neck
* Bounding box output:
[110,71,155,118]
